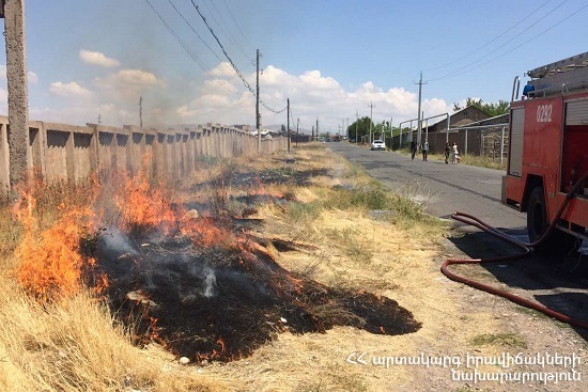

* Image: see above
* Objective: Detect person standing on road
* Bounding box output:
[452,142,460,164]
[422,140,429,161]
[410,140,417,160]
[444,143,451,164]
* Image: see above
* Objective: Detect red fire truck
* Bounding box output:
[502,52,588,252]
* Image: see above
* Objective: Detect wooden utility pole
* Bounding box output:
[4,0,30,191]
[295,117,299,147]
[256,49,261,154]
[315,118,319,140]
[139,96,143,128]
[368,101,375,144]
[286,98,290,153]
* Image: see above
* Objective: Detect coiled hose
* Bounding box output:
[441,173,588,330]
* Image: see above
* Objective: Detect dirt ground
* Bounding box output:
[181,147,586,392]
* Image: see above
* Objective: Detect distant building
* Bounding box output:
[425,105,491,133]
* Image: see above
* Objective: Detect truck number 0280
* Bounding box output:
[536,104,553,123]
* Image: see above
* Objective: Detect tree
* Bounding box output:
[346,116,374,142]
[453,97,510,117]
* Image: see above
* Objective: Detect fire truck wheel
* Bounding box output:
[527,186,580,254]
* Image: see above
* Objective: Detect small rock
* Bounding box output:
[280,317,288,324]
[179,357,190,365]
[185,209,199,219]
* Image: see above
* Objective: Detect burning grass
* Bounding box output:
[0,144,455,391]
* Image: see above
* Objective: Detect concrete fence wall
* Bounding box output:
[0,116,287,193]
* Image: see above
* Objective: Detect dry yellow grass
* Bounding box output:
[0,280,227,392]
[1,144,576,392]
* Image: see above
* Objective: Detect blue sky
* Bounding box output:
[1,0,587,132]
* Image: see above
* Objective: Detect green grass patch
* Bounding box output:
[470,333,527,349]
[286,201,321,223]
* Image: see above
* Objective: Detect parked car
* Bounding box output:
[370,140,386,151]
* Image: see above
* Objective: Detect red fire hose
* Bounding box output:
[441,174,588,330]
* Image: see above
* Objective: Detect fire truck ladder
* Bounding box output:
[525,51,588,98]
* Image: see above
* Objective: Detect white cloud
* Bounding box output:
[49,81,92,97]
[174,64,449,131]
[210,62,236,77]
[94,69,164,94]
[79,49,120,68]
[24,62,451,129]
[28,71,38,84]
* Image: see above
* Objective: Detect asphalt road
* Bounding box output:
[328,142,527,232]
[328,141,588,336]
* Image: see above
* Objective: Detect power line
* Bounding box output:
[144,0,236,95]
[202,0,253,63]
[429,1,588,82]
[429,0,571,81]
[220,0,257,53]
[166,0,222,63]
[191,2,255,94]
[191,0,286,114]
[426,0,556,72]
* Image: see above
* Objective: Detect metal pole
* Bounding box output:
[410,120,413,143]
[446,112,450,143]
[287,98,290,153]
[389,116,393,148]
[296,118,299,147]
[399,121,402,149]
[425,119,429,142]
[355,111,358,146]
[416,71,423,148]
[500,126,505,165]
[369,101,374,144]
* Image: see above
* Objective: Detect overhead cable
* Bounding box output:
[191,0,286,114]
[429,0,584,82]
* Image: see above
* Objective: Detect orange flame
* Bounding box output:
[114,171,179,234]
[180,217,233,248]
[13,191,96,301]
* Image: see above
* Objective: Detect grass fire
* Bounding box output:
[0,145,465,391]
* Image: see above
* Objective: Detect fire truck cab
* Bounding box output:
[502,52,588,252]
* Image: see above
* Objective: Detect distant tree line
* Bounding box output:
[343,98,509,142]
[453,98,510,117]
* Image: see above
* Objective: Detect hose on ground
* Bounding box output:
[441,173,588,330]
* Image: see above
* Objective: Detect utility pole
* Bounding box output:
[296,117,299,147]
[4,0,30,192]
[388,116,393,147]
[368,101,375,144]
[415,71,427,148]
[256,49,261,154]
[139,96,143,128]
[286,98,290,153]
[355,111,358,145]
[316,118,319,140]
